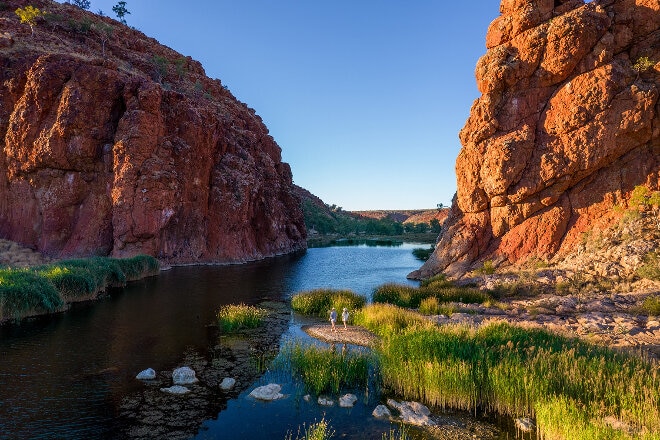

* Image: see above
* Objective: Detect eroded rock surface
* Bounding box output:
[413,0,660,278]
[0,0,305,264]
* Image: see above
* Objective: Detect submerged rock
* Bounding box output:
[135,368,156,380]
[249,384,284,401]
[219,377,236,391]
[172,367,198,385]
[317,396,334,406]
[160,385,190,395]
[339,394,358,408]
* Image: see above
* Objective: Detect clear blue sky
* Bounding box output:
[61,1,501,210]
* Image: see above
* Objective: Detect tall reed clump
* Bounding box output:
[0,255,160,320]
[291,288,366,317]
[372,275,489,309]
[281,341,374,395]
[353,303,429,338]
[362,304,660,439]
[217,303,267,332]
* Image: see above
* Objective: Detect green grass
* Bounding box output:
[217,303,267,332]
[356,304,660,439]
[412,246,434,261]
[0,268,63,318]
[353,303,429,338]
[285,417,334,440]
[280,341,374,396]
[372,277,489,309]
[0,255,159,320]
[291,288,366,317]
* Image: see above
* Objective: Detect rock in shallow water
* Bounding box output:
[135,368,156,380]
[172,366,198,385]
[339,394,357,408]
[249,383,284,401]
[160,385,190,394]
[219,377,236,391]
[387,399,435,426]
[372,404,391,419]
[318,396,334,406]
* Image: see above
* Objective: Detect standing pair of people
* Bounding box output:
[329,307,349,332]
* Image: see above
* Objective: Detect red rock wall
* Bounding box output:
[412,0,660,278]
[0,1,306,264]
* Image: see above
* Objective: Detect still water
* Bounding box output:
[0,243,422,439]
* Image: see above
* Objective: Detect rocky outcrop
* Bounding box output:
[0,0,306,264]
[413,0,660,279]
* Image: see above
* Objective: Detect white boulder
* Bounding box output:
[372,404,392,419]
[317,396,334,406]
[339,393,358,408]
[249,383,284,401]
[136,368,156,380]
[386,399,435,426]
[160,385,190,394]
[219,377,236,391]
[172,366,198,385]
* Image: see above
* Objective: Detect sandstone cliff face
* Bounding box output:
[0,1,306,264]
[413,0,660,279]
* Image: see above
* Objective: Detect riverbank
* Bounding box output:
[0,242,160,324]
[307,232,438,248]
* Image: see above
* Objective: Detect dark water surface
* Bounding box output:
[0,244,424,439]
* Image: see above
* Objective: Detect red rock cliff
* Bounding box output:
[0,0,306,264]
[412,0,660,278]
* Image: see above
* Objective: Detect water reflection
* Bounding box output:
[0,244,422,438]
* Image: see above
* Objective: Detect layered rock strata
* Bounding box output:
[413,0,660,278]
[0,0,306,264]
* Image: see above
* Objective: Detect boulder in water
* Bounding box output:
[160,385,190,394]
[249,383,284,401]
[339,394,358,408]
[219,377,236,391]
[135,368,156,380]
[386,399,435,426]
[372,405,391,419]
[172,366,198,385]
[317,396,334,406]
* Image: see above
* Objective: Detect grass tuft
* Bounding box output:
[285,417,334,440]
[291,288,366,317]
[217,303,267,332]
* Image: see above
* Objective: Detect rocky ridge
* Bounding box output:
[0,0,306,264]
[413,0,660,279]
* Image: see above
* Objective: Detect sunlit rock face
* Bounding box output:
[412,0,659,278]
[0,0,306,264]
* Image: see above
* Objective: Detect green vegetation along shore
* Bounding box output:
[0,255,160,322]
[291,286,660,440]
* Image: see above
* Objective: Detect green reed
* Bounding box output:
[217,303,267,332]
[291,288,366,317]
[285,417,334,440]
[357,304,660,439]
[280,341,374,396]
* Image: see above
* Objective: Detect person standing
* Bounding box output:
[329,307,338,332]
[341,307,349,330]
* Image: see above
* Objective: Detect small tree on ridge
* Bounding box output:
[15,5,46,36]
[112,1,129,25]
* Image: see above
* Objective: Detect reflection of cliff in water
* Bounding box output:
[119,301,291,440]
